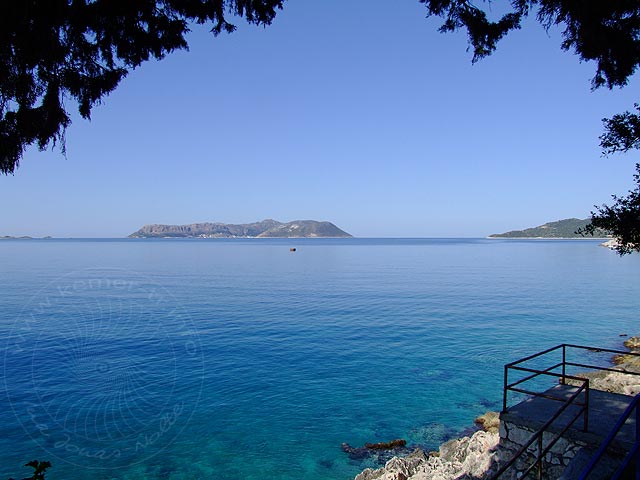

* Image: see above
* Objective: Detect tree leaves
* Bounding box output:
[7,460,52,480]
[600,104,640,155]
[420,1,640,89]
[581,164,640,255]
[0,0,284,174]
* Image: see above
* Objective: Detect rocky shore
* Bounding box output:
[351,337,640,480]
[353,429,500,480]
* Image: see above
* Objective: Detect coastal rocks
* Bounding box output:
[354,449,426,480]
[352,430,500,480]
[623,336,640,351]
[440,431,500,478]
[474,412,499,434]
[587,371,640,396]
[613,337,640,366]
[576,338,640,394]
[567,338,640,394]
[600,239,619,249]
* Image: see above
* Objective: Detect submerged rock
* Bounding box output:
[342,443,370,460]
[366,439,407,450]
[407,423,458,450]
[342,440,413,463]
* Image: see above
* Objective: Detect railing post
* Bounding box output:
[584,380,590,433]
[562,344,566,385]
[503,365,509,413]
[635,402,639,480]
[538,434,543,480]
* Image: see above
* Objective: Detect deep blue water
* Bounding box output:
[1,238,639,479]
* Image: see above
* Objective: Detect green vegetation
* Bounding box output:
[579,165,640,255]
[489,218,610,239]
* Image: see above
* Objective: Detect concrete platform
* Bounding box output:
[501,384,636,455]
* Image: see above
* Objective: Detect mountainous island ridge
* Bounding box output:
[129,219,352,238]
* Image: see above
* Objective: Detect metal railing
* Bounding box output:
[493,344,640,480]
[578,393,640,479]
[503,344,640,414]
[493,371,589,479]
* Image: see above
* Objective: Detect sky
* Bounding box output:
[2,0,639,238]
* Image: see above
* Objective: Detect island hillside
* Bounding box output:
[489,218,610,239]
[0,235,53,240]
[129,219,352,238]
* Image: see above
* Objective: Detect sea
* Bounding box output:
[1,238,639,480]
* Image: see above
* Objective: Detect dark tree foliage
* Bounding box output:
[579,164,640,255]
[600,104,640,155]
[420,0,640,89]
[8,460,51,480]
[0,0,283,174]
[421,0,640,254]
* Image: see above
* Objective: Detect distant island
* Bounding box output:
[489,218,610,239]
[0,235,52,240]
[129,219,353,238]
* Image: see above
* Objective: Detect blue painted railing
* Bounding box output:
[578,393,640,480]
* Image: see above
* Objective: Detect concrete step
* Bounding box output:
[559,446,624,480]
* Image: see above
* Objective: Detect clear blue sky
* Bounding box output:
[2,0,638,237]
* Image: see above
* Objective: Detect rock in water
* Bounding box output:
[365,439,407,450]
[474,411,500,434]
[343,440,413,464]
[624,336,640,351]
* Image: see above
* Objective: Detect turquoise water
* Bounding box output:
[1,238,639,479]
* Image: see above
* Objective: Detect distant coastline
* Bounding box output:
[486,236,610,240]
[489,217,610,239]
[0,236,615,242]
[0,235,52,240]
